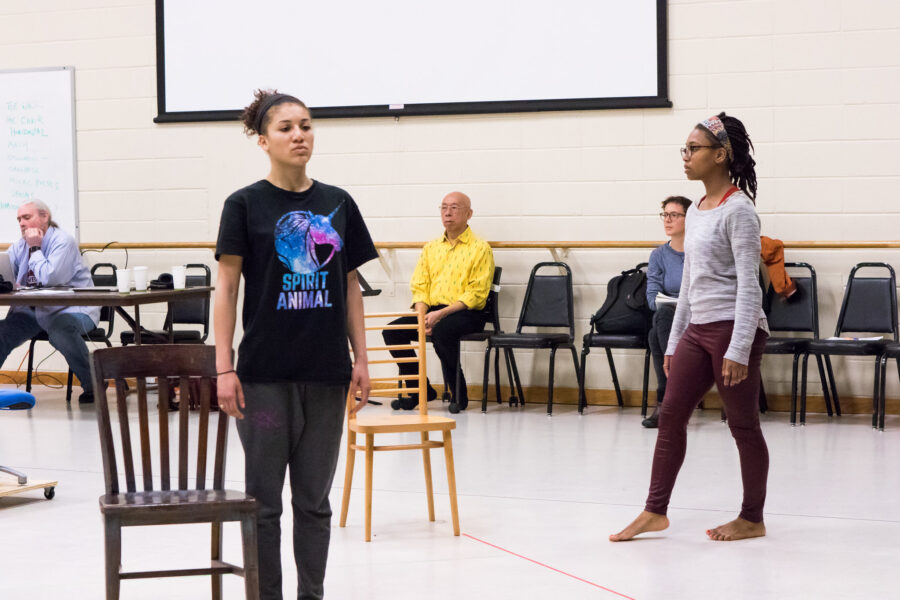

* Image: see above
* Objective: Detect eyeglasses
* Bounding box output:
[680,145,718,159]
[439,204,463,214]
[659,212,686,221]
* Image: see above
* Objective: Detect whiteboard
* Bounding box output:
[0,67,79,244]
[155,0,669,121]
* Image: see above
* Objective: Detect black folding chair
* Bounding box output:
[802,263,897,425]
[26,262,117,402]
[482,262,580,415]
[120,264,211,346]
[762,263,836,425]
[578,263,651,416]
[449,267,524,413]
[876,343,900,430]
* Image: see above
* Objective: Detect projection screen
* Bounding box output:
[155,0,669,122]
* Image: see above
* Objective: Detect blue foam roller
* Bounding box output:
[0,390,36,410]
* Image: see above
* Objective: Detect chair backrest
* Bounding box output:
[91,345,228,495]
[169,264,212,339]
[765,262,819,336]
[349,306,428,416]
[91,262,118,335]
[834,262,898,339]
[516,262,575,335]
[482,266,503,332]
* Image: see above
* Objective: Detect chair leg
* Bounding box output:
[824,355,840,416]
[240,514,261,600]
[455,345,464,409]
[578,346,589,414]
[493,345,502,404]
[442,430,460,536]
[26,338,37,393]
[567,345,580,414]
[364,434,374,542]
[814,354,833,417]
[211,521,223,600]
[421,432,435,521]
[104,515,122,600]
[800,353,810,425]
[642,348,651,417]
[605,348,624,407]
[66,370,74,403]
[481,345,492,413]
[790,353,800,426]
[502,349,518,406]
[873,356,883,429]
[876,354,888,430]
[547,347,557,415]
[339,431,356,527]
[509,349,525,405]
[885,357,900,431]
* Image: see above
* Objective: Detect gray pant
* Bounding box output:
[648,304,676,403]
[237,382,346,600]
[0,309,96,393]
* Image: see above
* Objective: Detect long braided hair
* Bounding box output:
[701,112,757,202]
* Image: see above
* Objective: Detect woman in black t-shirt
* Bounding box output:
[215,90,377,600]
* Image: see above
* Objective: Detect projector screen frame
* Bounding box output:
[153,0,671,123]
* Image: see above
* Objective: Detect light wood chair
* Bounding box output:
[339,306,460,541]
[91,345,259,600]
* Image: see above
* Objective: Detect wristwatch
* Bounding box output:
[29,246,41,254]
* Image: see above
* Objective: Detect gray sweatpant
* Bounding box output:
[236,382,346,600]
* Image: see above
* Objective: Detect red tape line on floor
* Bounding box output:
[463,533,637,600]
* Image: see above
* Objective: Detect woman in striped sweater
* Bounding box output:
[611,113,769,542]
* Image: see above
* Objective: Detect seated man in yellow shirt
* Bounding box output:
[384,192,494,414]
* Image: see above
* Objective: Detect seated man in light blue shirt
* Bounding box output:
[1,200,100,403]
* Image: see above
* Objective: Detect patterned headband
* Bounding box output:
[699,116,733,161]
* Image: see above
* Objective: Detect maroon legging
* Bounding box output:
[645,321,769,523]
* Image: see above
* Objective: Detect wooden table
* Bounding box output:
[0,287,213,345]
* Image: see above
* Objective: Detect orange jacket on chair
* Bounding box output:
[760,236,796,299]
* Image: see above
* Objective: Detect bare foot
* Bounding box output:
[609,510,669,542]
[706,517,766,541]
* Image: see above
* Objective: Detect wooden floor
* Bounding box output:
[2,386,899,599]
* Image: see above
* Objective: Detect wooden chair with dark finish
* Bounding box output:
[91,344,259,600]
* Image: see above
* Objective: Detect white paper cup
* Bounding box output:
[172,265,186,290]
[133,266,148,291]
[115,269,131,293]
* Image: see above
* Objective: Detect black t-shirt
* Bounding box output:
[216,179,377,383]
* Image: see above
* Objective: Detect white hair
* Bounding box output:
[22,199,59,228]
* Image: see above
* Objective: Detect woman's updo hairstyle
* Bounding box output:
[241,89,307,137]
[699,111,757,202]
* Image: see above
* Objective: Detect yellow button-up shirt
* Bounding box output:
[410,226,494,310]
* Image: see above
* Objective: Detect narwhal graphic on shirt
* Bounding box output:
[274,202,343,311]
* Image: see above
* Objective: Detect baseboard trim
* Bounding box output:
[6,370,894,415]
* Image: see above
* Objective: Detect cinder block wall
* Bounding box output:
[2,0,899,404]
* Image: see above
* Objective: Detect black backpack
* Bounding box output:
[590,266,652,335]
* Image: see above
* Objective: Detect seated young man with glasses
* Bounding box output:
[383,191,494,414]
[643,195,692,428]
